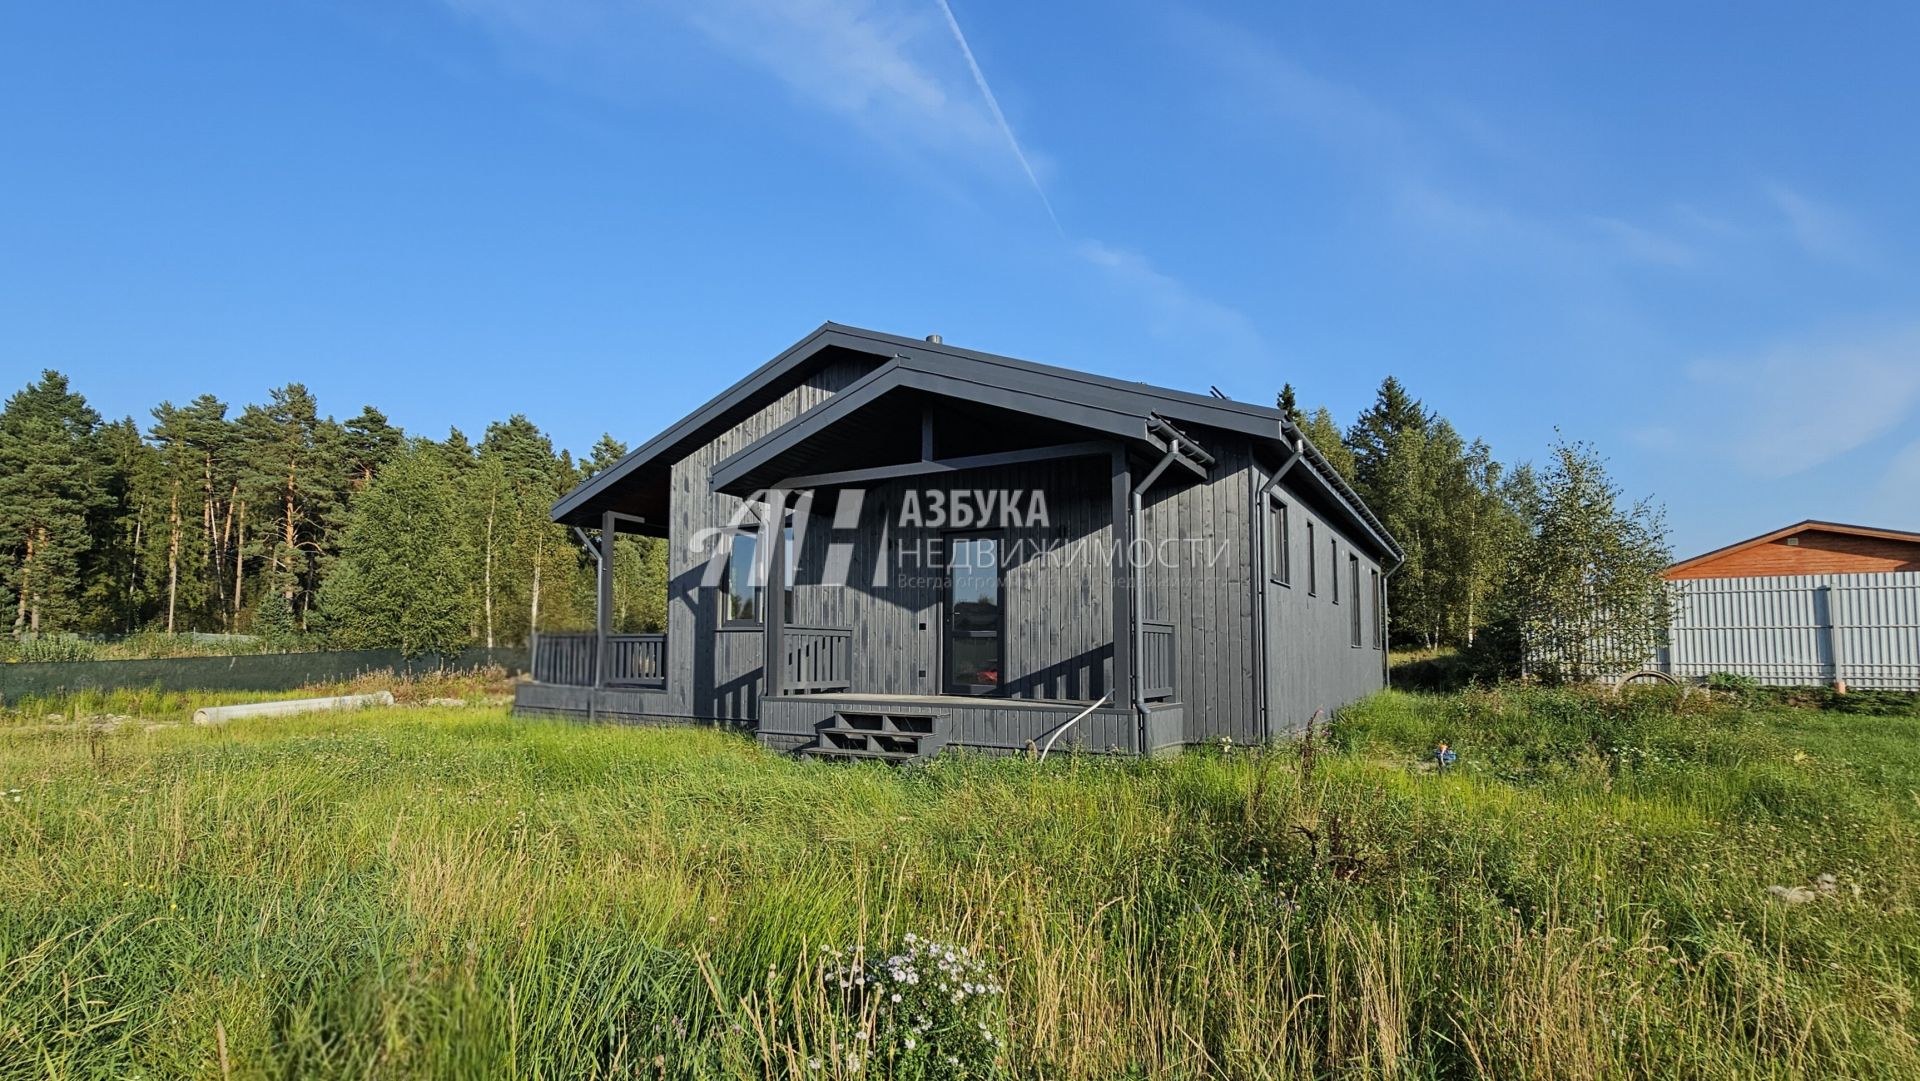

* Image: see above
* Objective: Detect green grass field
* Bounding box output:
[3,685,1917,1079]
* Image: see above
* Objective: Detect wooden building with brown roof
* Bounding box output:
[1665,521,1920,581]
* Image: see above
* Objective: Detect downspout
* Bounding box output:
[1253,433,1306,742]
[573,525,604,724]
[1129,440,1186,751]
[1381,558,1403,688]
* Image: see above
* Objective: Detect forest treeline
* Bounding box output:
[2,368,1666,676]
[0,371,664,656]
[1282,376,1672,676]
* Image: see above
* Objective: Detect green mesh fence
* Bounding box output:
[0,647,525,705]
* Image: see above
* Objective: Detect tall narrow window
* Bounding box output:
[1330,538,1340,604]
[1349,556,1362,646]
[1267,498,1290,585]
[1370,569,1383,649]
[1306,522,1318,595]
[722,527,794,626]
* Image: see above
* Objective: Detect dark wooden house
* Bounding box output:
[514,324,1402,759]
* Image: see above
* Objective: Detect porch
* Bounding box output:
[520,620,1180,758]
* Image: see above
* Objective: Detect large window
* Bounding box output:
[945,534,1003,694]
[1350,556,1362,647]
[1267,498,1290,586]
[723,527,794,626]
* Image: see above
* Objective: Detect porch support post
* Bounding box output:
[762,491,788,702]
[1109,446,1137,751]
[595,510,614,692]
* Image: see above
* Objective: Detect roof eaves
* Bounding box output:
[551,322,880,523]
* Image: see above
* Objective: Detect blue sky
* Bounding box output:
[4,1,1917,556]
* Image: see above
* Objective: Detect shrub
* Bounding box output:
[821,934,1007,1079]
[5,634,99,663]
[1705,671,1761,695]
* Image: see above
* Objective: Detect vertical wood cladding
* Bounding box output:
[1136,435,1258,743]
[786,454,1116,705]
[1253,464,1388,737]
[665,355,880,723]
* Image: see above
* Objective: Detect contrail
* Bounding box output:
[933,0,1062,234]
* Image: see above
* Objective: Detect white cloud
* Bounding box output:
[1765,182,1866,263]
[436,0,1265,360]
[1170,11,1877,286]
[1878,439,1920,522]
[438,0,1010,170]
[1076,240,1266,358]
[1591,217,1698,268]
[1681,325,1920,478]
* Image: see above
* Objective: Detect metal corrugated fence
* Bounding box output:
[1653,572,1920,689]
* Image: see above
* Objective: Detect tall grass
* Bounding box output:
[2,687,1916,1078]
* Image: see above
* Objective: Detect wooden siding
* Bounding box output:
[785,454,1117,704]
[658,364,1121,724]
[1667,530,1920,580]
[662,354,883,724]
[1254,463,1387,736]
[1136,435,1260,743]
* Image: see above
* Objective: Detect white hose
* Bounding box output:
[1038,693,1112,762]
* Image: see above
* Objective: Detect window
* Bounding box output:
[1330,538,1340,604]
[945,533,1003,694]
[1306,522,1317,595]
[1266,498,1290,585]
[1371,569,1384,649]
[722,526,795,625]
[1349,556,1362,647]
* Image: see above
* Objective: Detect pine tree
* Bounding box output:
[237,385,343,629]
[150,401,212,632]
[316,443,471,657]
[585,433,627,477]
[1276,384,1303,427]
[252,587,297,646]
[340,405,403,489]
[1347,376,1427,499]
[91,417,159,632]
[0,372,108,634]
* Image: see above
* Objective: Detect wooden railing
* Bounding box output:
[531,632,666,689]
[605,634,666,687]
[1141,621,1175,701]
[782,626,852,694]
[532,632,597,686]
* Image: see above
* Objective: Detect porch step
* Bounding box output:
[801,710,952,763]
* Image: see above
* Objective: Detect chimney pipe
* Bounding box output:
[925,333,942,344]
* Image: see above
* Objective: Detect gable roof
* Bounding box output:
[553,322,1402,561]
[1666,519,1920,577]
